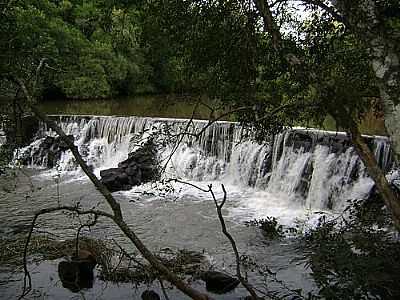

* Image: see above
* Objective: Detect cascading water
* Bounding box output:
[16,115,393,212]
[3,114,397,299]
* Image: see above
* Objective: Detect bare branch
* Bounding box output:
[209,184,259,299]
[15,79,212,300]
[33,58,46,92]
[192,106,251,139]
[172,179,259,299]
[159,278,171,300]
[19,205,112,300]
[299,0,348,27]
[167,178,210,193]
[75,214,99,257]
[161,101,199,171]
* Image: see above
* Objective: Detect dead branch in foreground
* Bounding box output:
[15,76,211,300]
[19,205,112,299]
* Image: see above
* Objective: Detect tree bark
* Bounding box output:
[348,125,400,231]
[372,45,400,163]
[331,0,400,162]
[253,0,281,49]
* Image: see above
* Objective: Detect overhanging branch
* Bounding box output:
[15,75,212,300]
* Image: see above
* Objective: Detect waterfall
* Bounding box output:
[16,115,394,210]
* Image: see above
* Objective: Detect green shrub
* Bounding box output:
[245,217,284,240]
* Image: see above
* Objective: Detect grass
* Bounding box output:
[0,235,113,269]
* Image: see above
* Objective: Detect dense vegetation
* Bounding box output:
[0,0,196,100]
[1,1,400,299]
[1,1,398,133]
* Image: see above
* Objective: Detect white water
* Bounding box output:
[16,115,393,226]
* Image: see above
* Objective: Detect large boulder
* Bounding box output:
[100,168,133,192]
[58,249,97,293]
[100,139,159,192]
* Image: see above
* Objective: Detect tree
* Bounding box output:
[149,0,400,229]
[330,0,400,161]
[0,0,154,100]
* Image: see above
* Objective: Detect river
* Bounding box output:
[0,112,393,299]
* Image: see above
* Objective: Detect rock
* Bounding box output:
[55,135,74,150]
[58,249,97,292]
[19,134,75,168]
[100,168,132,192]
[141,290,160,300]
[100,139,159,192]
[41,136,55,149]
[200,271,240,294]
[73,249,97,268]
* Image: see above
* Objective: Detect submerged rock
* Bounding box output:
[141,290,160,300]
[100,139,159,192]
[200,270,240,294]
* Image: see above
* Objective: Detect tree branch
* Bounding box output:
[171,179,259,299]
[15,76,211,300]
[299,0,348,27]
[19,205,113,300]
[75,214,99,257]
[253,0,282,49]
[209,184,259,300]
[347,124,400,231]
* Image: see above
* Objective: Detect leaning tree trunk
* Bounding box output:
[15,77,211,300]
[348,125,400,231]
[371,44,400,163]
[254,1,400,230]
[332,0,400,162]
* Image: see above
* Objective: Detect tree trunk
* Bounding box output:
[348,125,400,231]
[371,45,400,163]
[333,0,400,161]
[255,0,400,230]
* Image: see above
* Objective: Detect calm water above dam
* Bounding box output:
[38,96,228,120]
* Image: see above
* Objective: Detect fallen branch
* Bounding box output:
[159,278,171,300]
